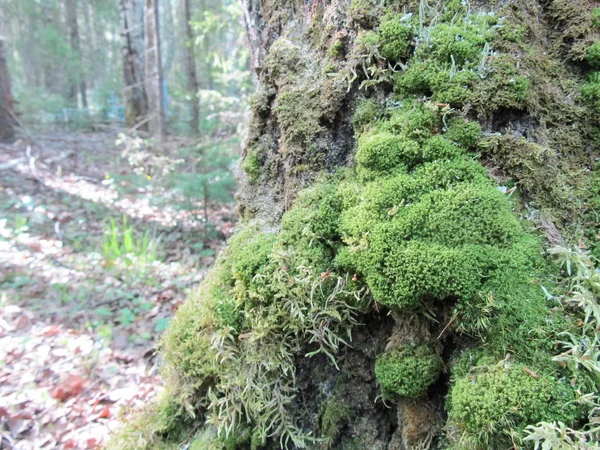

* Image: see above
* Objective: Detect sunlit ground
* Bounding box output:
[0,132,236,449]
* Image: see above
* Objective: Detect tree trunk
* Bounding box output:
[143,0,165,140]
[182,0,199,134]
[66,0,87,108]
[0,37,15,142]
[119,0,148,129]
[113,1,600,449]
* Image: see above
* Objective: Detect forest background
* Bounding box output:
[0,0,251,448]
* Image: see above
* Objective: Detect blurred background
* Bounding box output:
[0,1,251,448]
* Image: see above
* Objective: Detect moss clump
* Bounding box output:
[348,0,378,27]
[355,130,419,176]
[273,85,324,146]
[582,72,600,111]
[375,344,441,398]
[352,98,379,133]
[377,14,413,61]
[188,426,252,450]
[587,42,600,69]
[448,361,583,449]
[106,389,197,450]
[242,151,261,184]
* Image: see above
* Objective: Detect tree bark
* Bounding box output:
[182,0,199,134]
[66,0,87,108]
[144,0,166,140]
[119,0,148,129]
[0,37,15,142]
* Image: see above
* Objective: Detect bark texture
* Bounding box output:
[119,0,148,128]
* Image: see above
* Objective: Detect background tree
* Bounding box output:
[182,0,199,134]
[119,0,148,128]
[144,0,166,140]
[0,36,15,142]
[65,0,88,108]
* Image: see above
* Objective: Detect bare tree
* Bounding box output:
[0,37,15,142]
[66,0,88,108]
[119,0,148,128]
[182,0,199,134]
[144,0,166,140]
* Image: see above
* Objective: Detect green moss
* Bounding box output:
[377,14,413,61]
[106,389,196,450]
[242,151,261,183]
[587,42,600,69]
[349,0,378,27]
[448,361,584,449]
[320,389,351,446]
[189,426,252,450]
[594,8,600,28]
[375,344,441,398]
[582,71,600,111]
[352,98,379,132]
[445,119,482,149]
[274,85,323,146]
[355,130,420,177]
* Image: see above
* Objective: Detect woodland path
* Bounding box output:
[0,131,235,449]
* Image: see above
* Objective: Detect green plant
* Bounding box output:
[375,344,441,398]
[587,42,600,69]
[102,215,159,272]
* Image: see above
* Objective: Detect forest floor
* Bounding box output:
[0,130,236,449]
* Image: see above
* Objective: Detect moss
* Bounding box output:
[377,14,413,61]
[352,98,379,132]
[189,426,252,450]
[273,85,323,147]
[320,389,351,446]
[582,71,600,111]
[587,42,600,68]
[375,344,441,398]
[348,0,378,27]
[479,134,581,219]
[447,361,584,449]
[444,118,481,149]
[594,8,600,28]
[355,130,420,176]
[106,389,196,450]
[242,151,261,184]
[328,39,344,58]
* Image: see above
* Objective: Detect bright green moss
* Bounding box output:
[445,119,482,149]
[582,72,600,111]
[587,42,600,69]
[448,362,583,449]
[377,14,413,61]
[189,426,252,450]
[355,130,420,176]
[375,344,442,398]
[594,8,600,28]
[242,152,261,184]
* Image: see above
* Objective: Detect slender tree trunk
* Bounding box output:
[0,37,15,142]
[182,0,199,134]
[119,0,148,128]
[144,0,166,140]
[66,0,87,108]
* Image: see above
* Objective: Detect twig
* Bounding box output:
[437,311,458,339]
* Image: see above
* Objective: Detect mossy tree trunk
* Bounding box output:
[111,1,600,449]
